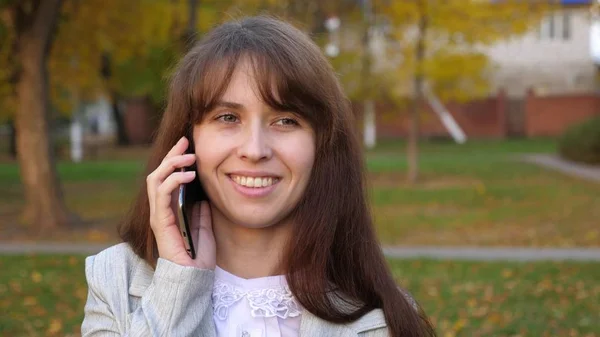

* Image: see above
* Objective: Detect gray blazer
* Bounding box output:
[81,243,390,336]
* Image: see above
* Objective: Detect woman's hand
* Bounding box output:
[146,136,216,270]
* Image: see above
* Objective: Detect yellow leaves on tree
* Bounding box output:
[1,0,226,117]
[382,0,551,102]
[48,0,191,115]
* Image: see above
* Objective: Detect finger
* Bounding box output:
[163,136,189,161]
[153,171,197,224]
[146,171,163,216]
[147,149,195,214]
[148,137,190,224]
[151,154,196,185]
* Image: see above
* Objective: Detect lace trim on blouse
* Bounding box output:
[212,279,301,321]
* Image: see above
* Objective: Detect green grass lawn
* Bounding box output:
[1,138,599,246]
[0,254,598,337]
[390,259,600,337]
[366,139,599,247]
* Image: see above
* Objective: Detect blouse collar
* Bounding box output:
[214,266,289,289]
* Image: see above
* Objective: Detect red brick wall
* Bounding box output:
[358,91,507,140]
[355,89,600,140]
[524,90,600,137]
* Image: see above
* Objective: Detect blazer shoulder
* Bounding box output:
[347,288,419,335]
[347,309,387,334]
[85,243,144,292]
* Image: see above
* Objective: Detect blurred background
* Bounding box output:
[1,0,599,336]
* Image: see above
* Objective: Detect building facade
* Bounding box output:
[484,0,596,97]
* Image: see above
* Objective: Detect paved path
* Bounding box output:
[0,243,114,255]
[520,154,600,183]
[2,242,600,261]
[382,246,600,261]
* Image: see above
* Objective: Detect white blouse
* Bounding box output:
[212,266,302,337]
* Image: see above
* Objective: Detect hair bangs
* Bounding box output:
[189,52,241,125]
[248,51,331,140]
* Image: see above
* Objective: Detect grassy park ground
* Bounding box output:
[1,138,598,247]
[1,138,599,336]
[1,254,598,337]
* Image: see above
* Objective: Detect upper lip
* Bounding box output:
[227,171,281,178]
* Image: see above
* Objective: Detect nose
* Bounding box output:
[236,121,272,162]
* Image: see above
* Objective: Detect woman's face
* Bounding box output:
[192,60,316,229]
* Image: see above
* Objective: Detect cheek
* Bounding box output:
[298,149,315,177]
[194,147,223,176]
[288,135,316,181]
[193,129,223,175]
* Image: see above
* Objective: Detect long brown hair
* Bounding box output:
[119,15,435,337]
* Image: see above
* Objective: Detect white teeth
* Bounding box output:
[231,175,277,188]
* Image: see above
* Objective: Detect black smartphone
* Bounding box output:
[177,171,196,259]
[177,146,207,259]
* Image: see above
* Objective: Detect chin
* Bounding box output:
[223,206,291,229]
[234,214,283,229]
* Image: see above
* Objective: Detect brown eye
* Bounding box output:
[274,118,299,126]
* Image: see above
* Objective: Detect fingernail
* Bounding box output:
[185,171,196,177]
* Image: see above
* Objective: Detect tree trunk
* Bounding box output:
[9,120,17,159]
[407,2,427,184]
[183,0,199,50]
[361,0,376,149]
[15,0,74,230]
[110,91,129,146]
[407,78,421,184]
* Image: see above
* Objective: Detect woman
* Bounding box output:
[81,16,436,337]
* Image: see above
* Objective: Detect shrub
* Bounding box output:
[558,115,600,165]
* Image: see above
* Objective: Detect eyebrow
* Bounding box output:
[213,100,244,110]
[213,100,290,114]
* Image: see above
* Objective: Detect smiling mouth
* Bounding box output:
[229,175,280,188]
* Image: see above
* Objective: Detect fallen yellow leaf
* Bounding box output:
[501,269,513,278]
[31,271,42,283]
[47,319,63,334]
[452,318,468,331]
[487,312,503,325]
[472,306,489,318]
[584,230,598,241]
[23,296,37,306]
[87,229,109,242]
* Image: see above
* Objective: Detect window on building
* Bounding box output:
[538,11,571,41]
[562,12,571,39]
